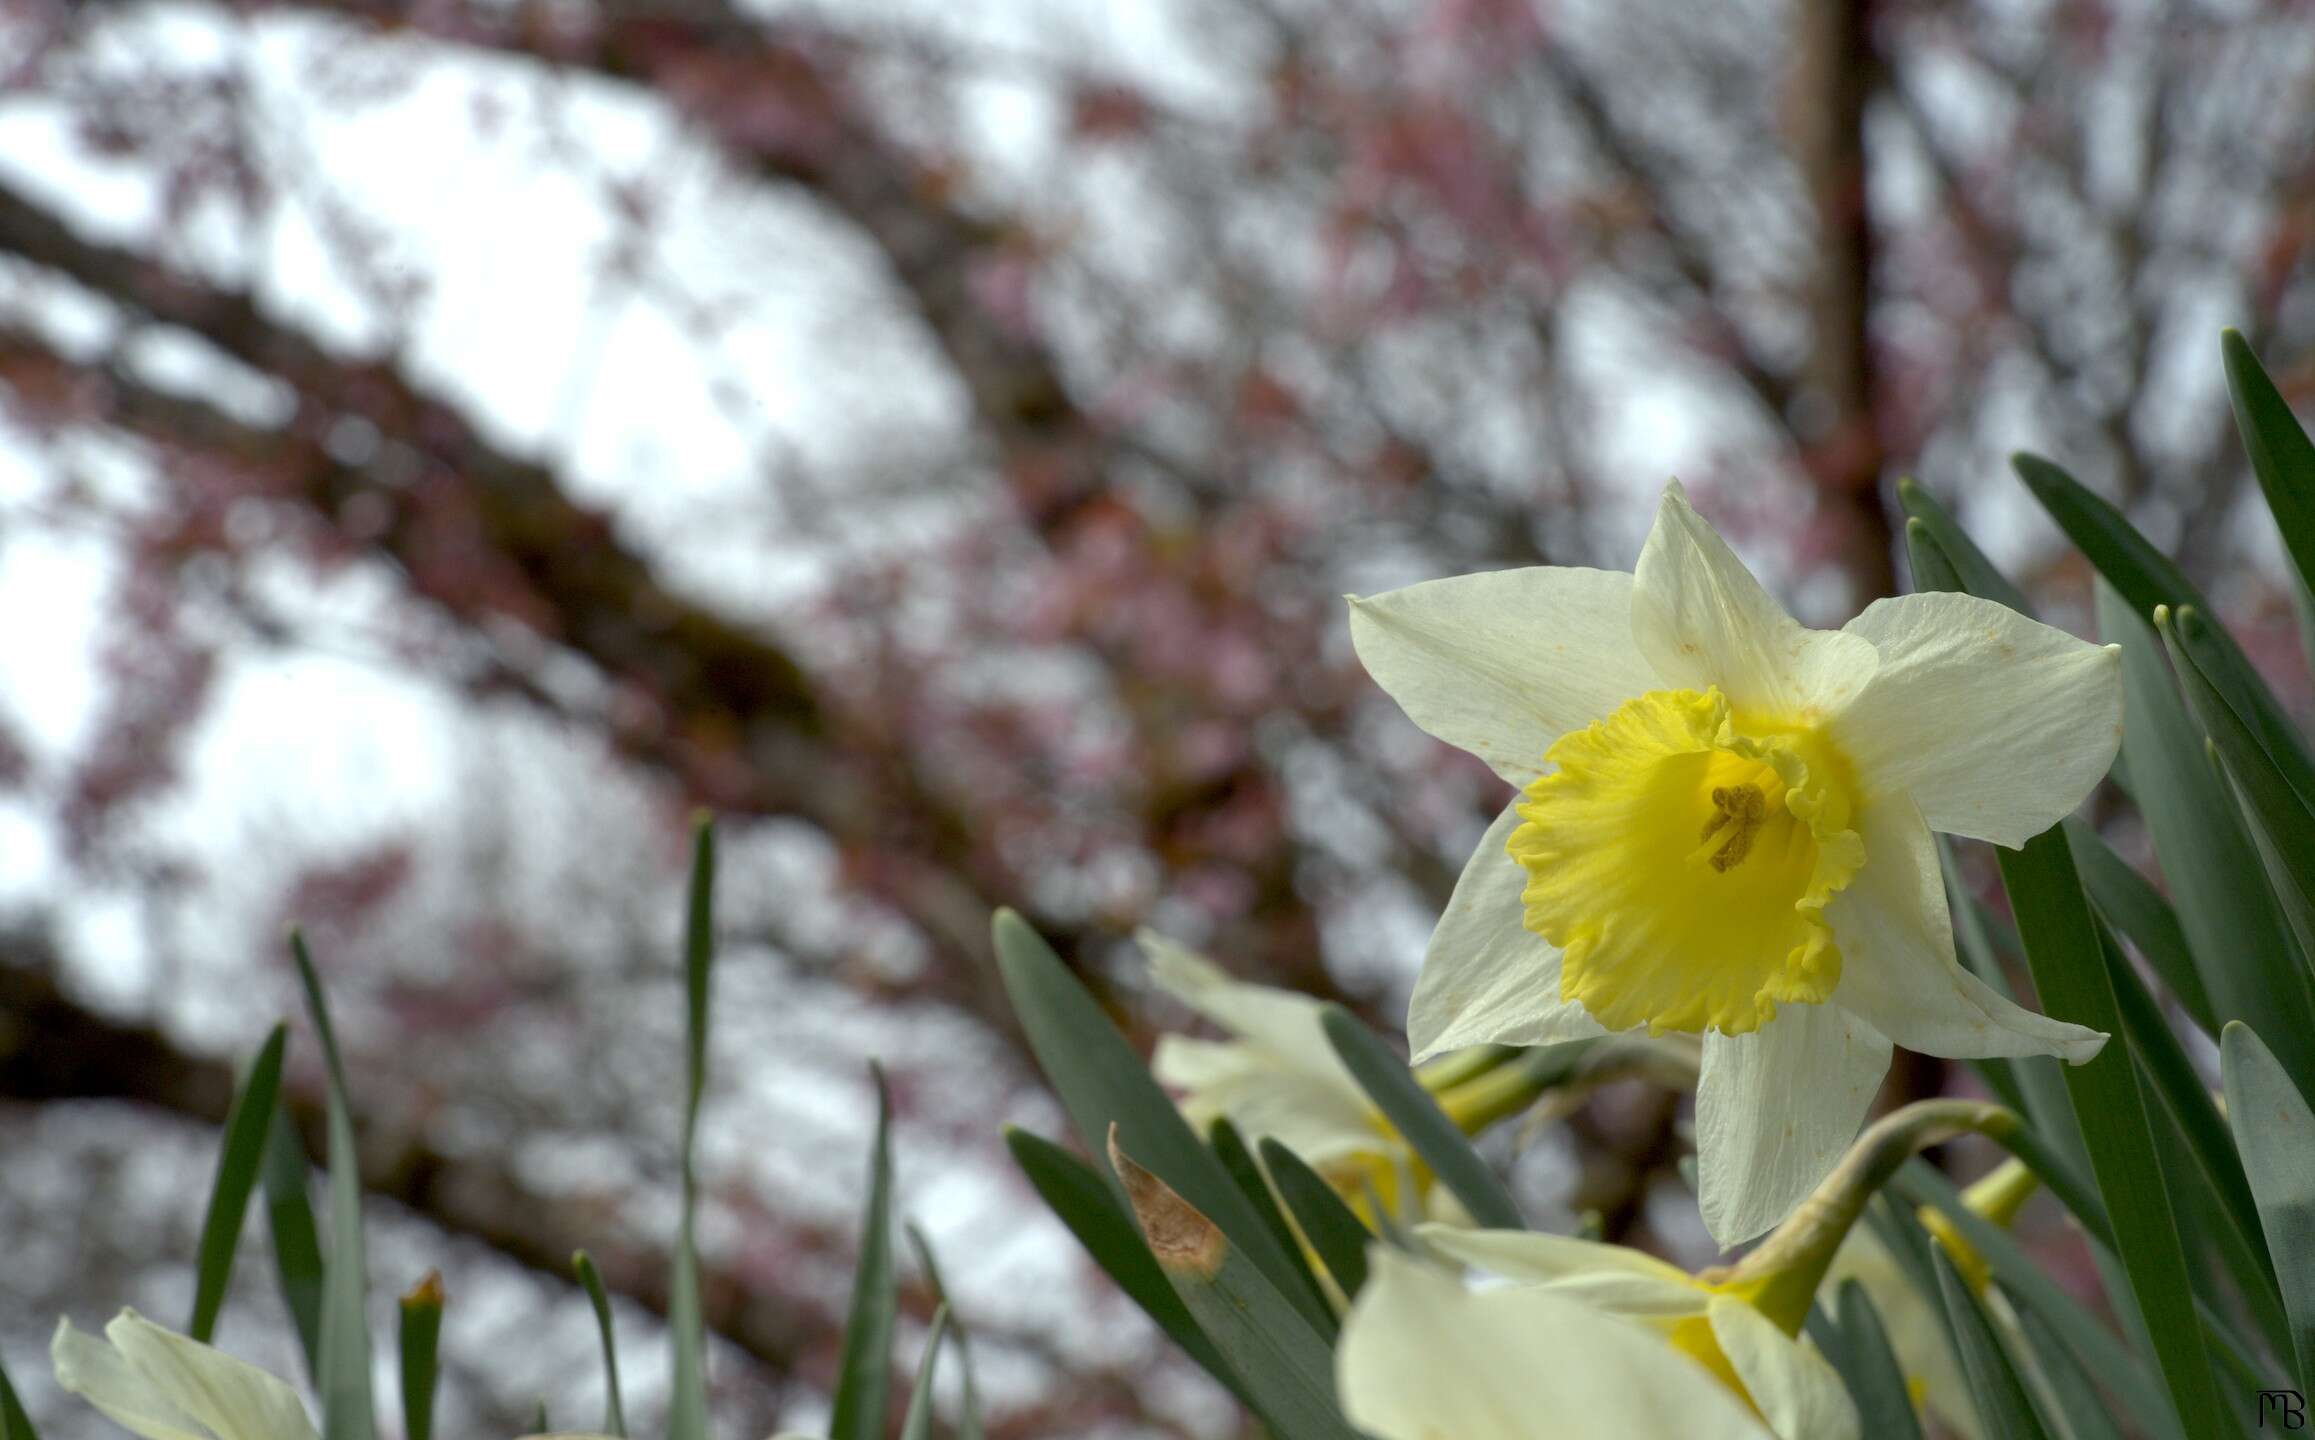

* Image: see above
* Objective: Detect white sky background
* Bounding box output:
[0,0,2295,1433]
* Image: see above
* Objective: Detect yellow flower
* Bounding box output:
[52,1309,315,1440]
[1349,482,2115,1242]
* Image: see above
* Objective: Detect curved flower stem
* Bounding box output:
[1715,1098,2021,1332]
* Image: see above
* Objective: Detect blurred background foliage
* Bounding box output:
[0,0,2311,1434]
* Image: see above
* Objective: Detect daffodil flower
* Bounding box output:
[1348,482,2115,1242]
[1410,1226,1858,1440]
[52,1309,315,1440]
[1144,930,1433,1217]
[1338,1247,1786,1439]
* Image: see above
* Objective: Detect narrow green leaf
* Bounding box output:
[0,1349,36,1440]
[1909,519,2224,1438]
[668,816,715,1440]
[573,1252,628,1437]
[1825,1280,1926,1440]
[1896,481,2033,612]
[2222,328,2315,599]
[530,1400,548,1434]
[1932,1247,2052,1440]
[1318,1006,1522,1230]
[260,1111,324,1379]
[1207,1118,1336,1335]
[905,1226,981,1440]
[1991,828,2221,1437]
[2161,607,2315,925]
[188,1023,287,1341]
[1109,1131,1363,1440]
[2100,918,2286,1350]
[830,1068,897,1440]
[2064,818,2215,1034]
[1259,1137,1374,1301]
[397,1272,442,1440]
[2014,450,2315,809]
[897,1306,948,1440]
[2221,1022,2315,1392]
[2100,583,2315,1096]
[292,934,376,1440]
[1003,1127,1249,1405]
[2008,1298,2126,1440]
[991,910,1333,1332]
[1895,1165,2181,1440]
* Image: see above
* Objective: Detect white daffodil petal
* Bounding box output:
[1186,1066,1392,1167]
[1339,1249,1774,1440]
[1630,483,1879,717]
[1149,1034,1266,1094]
[1416,1223,1700,1294]
[1347,567,1662,783]
[52,1319,210,1440]
[1409,802,1609,1062]
[1833,591,2122,847]
[104,1311,318,1440]
[1697,1005,1891,1247]
[1140,930,1344,1079]
[1827,798,2107,1063]
[1707,1295,1861,1440]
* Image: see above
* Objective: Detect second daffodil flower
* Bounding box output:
[1349,482,2117,1243]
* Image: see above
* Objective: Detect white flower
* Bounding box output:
[1338,1246,1784,1439]
[1142,930,1429,1217]
[1348,481,2115,1243]
[1412,1224,1859,1440]
[52,1309,316,1440]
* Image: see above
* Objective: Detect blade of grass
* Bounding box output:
[905,1226,981,1440]
[1109,1130,1364,1440]
[668,816,715,1440]
[2161,606,2315,931]
[897,1306,948,1440]
[1896,477,2034,613]
[260,1110,324,1380]
[1910,521,2224,1438]
[1824,1280,1926,1440]
[2014,451,2315,806]
[397,1272,441,1440]
[830,1068,897,1440]
[2008,1297,2125,1440]
[991,910,1333,1332]
[1318,1006,1522,1229]
[1896,1164,2182,1440]
[292,933,376,1440]
[1259,1137,1374,1302]
[2221,1022,2315,1393]
[1933,1247,2052,1440]
[573,1251,628,1437]
[2099,583,2315,1094]
[2100,918,2286,1353]
[2064,819,2214,1034]
[188,1022,287,1341]
[1003,1127,1249,1406]
[2221,329,2315,601]
[1207,1119,1335,1333]
[0,1350,35,1440]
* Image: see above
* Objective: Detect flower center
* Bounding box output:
[1507,687,1864,1036]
